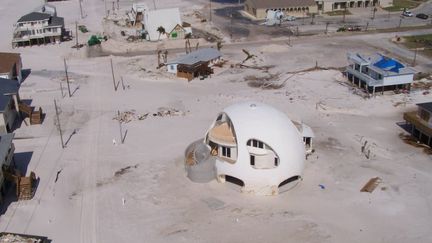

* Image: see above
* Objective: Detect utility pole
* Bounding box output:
[75,21,79,50]
[342,5,347,23]
[311,13,315,25]
[118,110,124,144]
[60,82,64,98]
[104,0,107,16]
[79,0,84,19]
[365,21,369,31]
[209,0,212,22]
[398,17,402,28]
[110,58,118,91]
[325,22,329,34]
[54,100,65,149]
[63,58,72,97]
[230,10,233,39]
[413,43,418,66]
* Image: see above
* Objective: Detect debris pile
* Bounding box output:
[0,234,42,243]
[114,110,149,123]
[114,107,186,123]
[114,164,139,177]
[152,107,186,117]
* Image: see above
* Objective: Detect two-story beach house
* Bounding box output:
[12,7,65,48]
[346,53,415,95]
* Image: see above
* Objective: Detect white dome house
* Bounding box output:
[185,102,313,196]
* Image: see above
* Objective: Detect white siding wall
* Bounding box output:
[382,74,413,86]
[167,64,178,74]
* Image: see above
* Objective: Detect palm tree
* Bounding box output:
[157,26,166,41]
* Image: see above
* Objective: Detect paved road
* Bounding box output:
[199,0,432,40]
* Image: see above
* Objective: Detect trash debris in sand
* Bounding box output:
[113,110,148,123]
[245,73,284,89]
[0,233,47,243]
[113,107,186,123]
[152,107,186,117]
[360,177,382,193]
[114,164,139,177]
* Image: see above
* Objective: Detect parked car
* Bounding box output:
[284,15,296,21]
[416,13,429,19]
[402,10,413,17]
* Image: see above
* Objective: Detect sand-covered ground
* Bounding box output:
[0,0,432,242]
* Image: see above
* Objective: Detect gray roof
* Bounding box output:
[49,16,64,27]
[0,133,14,167]
[17,12,51,22]
[247,0,316,8]
[167,48,222,65]
[0,78,19,112]
[417,102,432,113]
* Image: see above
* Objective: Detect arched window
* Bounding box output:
[247,139,279,169]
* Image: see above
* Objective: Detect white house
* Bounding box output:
[127,2,148,26]
[12,11,65,47]
[186,102,313,195]
[346,53,415,95]
[142,8,192,41]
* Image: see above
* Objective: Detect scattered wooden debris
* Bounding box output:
[360,177,382,193]
[412,80,432,90]
[0,232,49,243]
[245,73,283,89]
[114,107,186,123]
[233,64,275,71]
[114,164,138,177]
[152,107,185,117]
[241,49,257,63]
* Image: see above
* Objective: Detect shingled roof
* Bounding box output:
[17,12,51,22]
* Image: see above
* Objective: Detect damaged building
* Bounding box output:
[185,102,314,196]
[166,48,222,81]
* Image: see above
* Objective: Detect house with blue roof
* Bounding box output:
[346,53,415,95]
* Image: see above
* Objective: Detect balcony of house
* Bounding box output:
[13,29,61,43]
[208,122,236,146]
[346,65,383,87]
[404,111,432,138]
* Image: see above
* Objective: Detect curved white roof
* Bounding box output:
[211,101,305,195]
